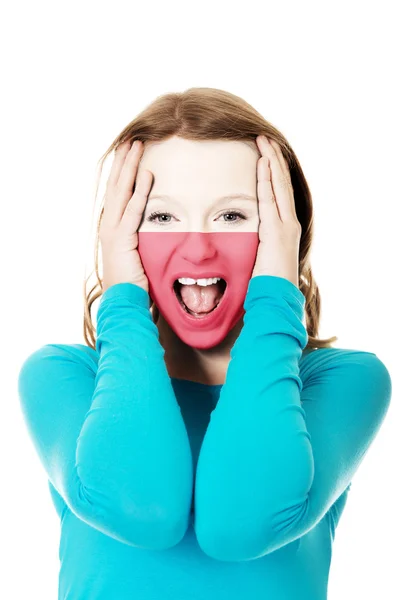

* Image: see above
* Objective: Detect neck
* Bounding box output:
[155,312,244,385]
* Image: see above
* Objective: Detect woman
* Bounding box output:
[18,87,392,600]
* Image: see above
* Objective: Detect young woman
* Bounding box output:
[18,87,392,600]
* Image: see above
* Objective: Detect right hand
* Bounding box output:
[100,139,153,294]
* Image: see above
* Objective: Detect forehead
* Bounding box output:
[140,136,261,168]
[138,136,260,190]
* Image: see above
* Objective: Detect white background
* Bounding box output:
[2,0,399,598]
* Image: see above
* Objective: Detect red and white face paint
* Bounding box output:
[135,136,261,350]
[137,231,259,350]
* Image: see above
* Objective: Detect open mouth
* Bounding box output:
[173,279,227,316]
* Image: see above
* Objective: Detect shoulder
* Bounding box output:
[299,346,392,401]
[300,345,390,372]
[18,343,99,380]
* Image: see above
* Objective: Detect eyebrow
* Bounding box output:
[147,193,257,204]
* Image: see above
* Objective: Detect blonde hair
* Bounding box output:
[83,87,338,351]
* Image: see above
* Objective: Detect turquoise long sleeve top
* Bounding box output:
[18,275,392,600]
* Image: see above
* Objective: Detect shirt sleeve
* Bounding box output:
[194,275,392,561]
[17,282,193,550]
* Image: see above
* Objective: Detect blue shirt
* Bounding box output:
[18,275,392,599]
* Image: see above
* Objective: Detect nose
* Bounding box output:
[176,232,218,265]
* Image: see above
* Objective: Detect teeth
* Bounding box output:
[177,277,221,286]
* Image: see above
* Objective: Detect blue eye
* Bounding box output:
[146,210,247,225]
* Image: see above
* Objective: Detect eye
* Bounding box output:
[146,210,247,226]
[147,210,175,224]
[220,211,246,224]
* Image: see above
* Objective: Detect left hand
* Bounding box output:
[251,135,302,289]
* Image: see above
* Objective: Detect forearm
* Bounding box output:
[194,275,311,560]
[76,282,193,548]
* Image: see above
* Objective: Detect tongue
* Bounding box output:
[180,283,223,314]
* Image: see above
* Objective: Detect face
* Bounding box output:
[136,135,261,351]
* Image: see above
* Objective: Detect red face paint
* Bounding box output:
[137,231,259,350]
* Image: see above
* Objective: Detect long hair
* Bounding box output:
[83,87,338,351]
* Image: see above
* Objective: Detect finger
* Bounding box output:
[269,139,291,179]
[256,136,294,223]
[106,140,132,191]
[257,156,282,225]
[268,139,298,222]
[104,141,143,227]
[103,141,133,227]
[120,169,153,235]
[117,140,144,193]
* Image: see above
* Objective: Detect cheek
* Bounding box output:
[216,233,259,275]
[137,232,177,285]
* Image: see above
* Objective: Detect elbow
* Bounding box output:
[195,515,305,562]
[131,514,189,551]
[153,512,190,550]
[195,528,242,562]
[195,525,279,562]
[113,514,189,551]
[70,484,190,550]
[116,510,189,551]
[85,504,189,550]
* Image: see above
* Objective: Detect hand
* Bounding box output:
[251,135,301,289]
[100,140,153,293]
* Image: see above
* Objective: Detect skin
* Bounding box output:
[136,135,262,384]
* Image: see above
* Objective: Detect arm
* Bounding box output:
[194,275,392,561]
[18,282,193,550]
